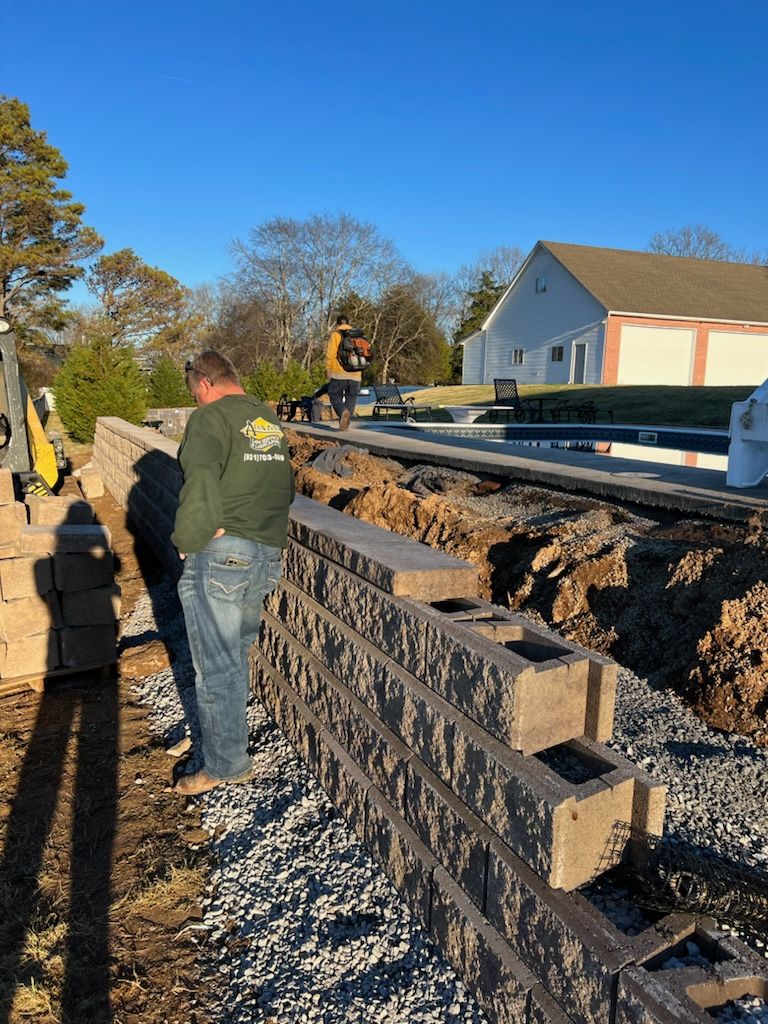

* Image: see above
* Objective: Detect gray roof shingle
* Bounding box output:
[541,241,768,323]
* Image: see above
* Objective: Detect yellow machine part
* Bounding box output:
[24,394,59,493]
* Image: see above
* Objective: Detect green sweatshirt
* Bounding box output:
[172,394,295,554]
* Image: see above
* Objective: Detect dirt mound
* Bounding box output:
[288,436,768,742]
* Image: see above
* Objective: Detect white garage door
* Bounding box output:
[617,325,694,385]
[704,331,768,385]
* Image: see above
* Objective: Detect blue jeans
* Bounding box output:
[177,535,282,780]
[327,378,360,419]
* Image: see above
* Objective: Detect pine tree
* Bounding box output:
[148,356,194,408]
[53,335,147,442]
[0,96,102,326]
[453,271,506,342]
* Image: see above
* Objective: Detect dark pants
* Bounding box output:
[327,378,360,419]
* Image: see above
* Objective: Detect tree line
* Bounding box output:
[2,93,765,411]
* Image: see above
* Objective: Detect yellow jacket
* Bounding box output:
[326,323,362,380]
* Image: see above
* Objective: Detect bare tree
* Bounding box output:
[449,244,525,336]
[229,213,404,369]
[648,224,767,264]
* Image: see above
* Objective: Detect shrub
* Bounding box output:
[148,356,193,408]
[242,362,283,401]
[53,336,148,442]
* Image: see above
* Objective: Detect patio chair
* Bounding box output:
[372,384,432,422]
[491,378,529,422]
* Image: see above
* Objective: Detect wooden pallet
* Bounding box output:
[0,659,118,698]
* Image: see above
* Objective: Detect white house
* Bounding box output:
[461,241,768,387]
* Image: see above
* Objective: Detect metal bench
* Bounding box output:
[372,384,432,422]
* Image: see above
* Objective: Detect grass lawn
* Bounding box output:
[360,384,754,429]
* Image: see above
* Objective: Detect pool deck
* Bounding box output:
[287,420,768,522]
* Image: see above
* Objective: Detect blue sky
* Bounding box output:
[4,0,767,299]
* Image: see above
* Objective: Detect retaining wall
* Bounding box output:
[94,417,768,1024]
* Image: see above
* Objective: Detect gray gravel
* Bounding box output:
[121,573,768,1023]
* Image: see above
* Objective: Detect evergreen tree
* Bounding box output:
[53,335,147,442]
[0,95,102,329]
[148,356,193,408]
[453,271,506,342]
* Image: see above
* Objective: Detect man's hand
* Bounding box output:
[178,528,225,561]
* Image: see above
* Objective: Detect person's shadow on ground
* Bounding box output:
[0,506,117,1024]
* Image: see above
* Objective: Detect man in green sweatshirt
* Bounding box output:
[172,350,294,795]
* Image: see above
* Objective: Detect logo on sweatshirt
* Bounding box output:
[240,417,283,452]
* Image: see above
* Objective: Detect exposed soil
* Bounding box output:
[288,432,768,744]
[0,475,211,1024]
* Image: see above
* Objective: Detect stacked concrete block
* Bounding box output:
[91,418,768,1024]
[0,469,26,558]
[93,417,182,578]
[0,512,119,680]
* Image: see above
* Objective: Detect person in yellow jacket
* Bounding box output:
[325,315,362,430]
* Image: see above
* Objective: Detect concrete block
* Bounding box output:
[260,613,411,813]
[21,524,112,556]
[317,729,370,842]
[53,550,115,592]
[288,494,479,600]
[615,917,768,1024]
[59,624,117,668]
[0,502,25,546]
[279,542,447,677]
[0,555,53,599]
[251,655,322,770]
[0,591,62,642]
[372,660,455,782]
[453,728,665,890]
[423,617,591,754]
[430,867,538,1024]
[0,542,21,560]
[486,838,633,1024]
[78,466,105,500]
[0,631,59,678]
[406,759,493,910]
[365,786,438,929]
[60,585,121,626]
[436,597,618,743]
[25,494,95,526]
[530,985,576,1024]
[266,580,385,703]
[0,468,14,505]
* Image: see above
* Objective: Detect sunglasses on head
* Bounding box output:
[184,359,213,386]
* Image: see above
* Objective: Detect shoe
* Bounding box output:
[339,410,351,431]
[174,766,253,796]
[166,735,192,757]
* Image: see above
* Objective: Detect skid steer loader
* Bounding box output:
[0,316,65,496]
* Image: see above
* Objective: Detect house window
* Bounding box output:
[512,349,524,365]
[535,276,547,293]
[551,345,564,362]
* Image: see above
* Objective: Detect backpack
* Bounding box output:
[337,328,373,372]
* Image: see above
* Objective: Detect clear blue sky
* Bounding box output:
[5,0,767,298]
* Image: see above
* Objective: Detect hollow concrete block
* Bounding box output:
[423,619,591,755]
[287,494,479,600]
[430,867,538,1024]
[453,727,665,891]
[485,838,633,1024]
[365,786,437,929]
